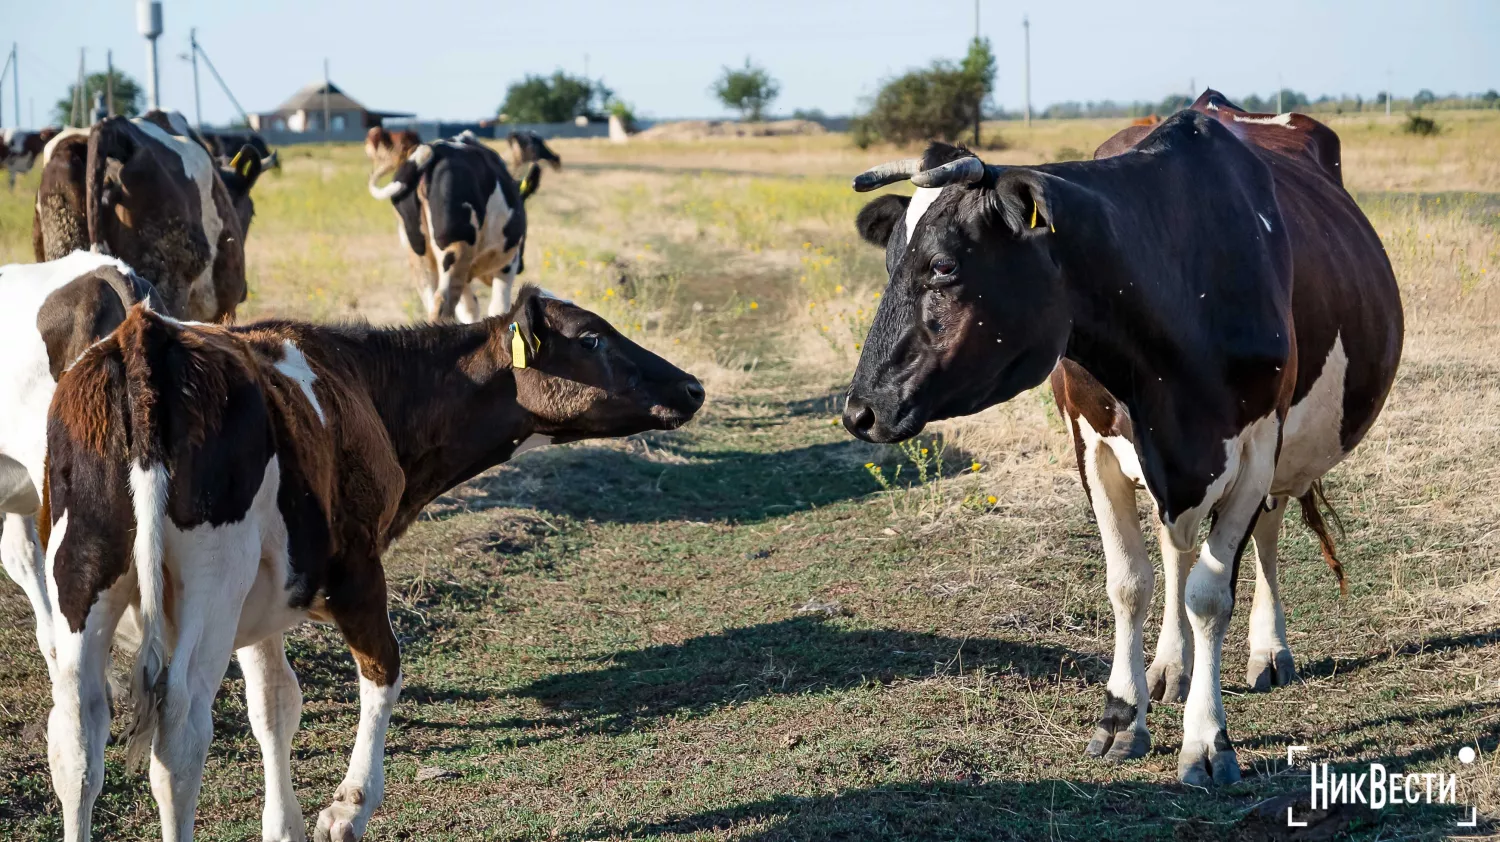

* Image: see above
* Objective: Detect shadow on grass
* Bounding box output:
[1296,626,1500,681]
[433,436,976,526]
[501,616,1094,740]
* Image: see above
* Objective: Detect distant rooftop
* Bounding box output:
[264,81,412,118]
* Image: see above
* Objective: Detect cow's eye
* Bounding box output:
[580,333,601,352]
[931,255,958,276]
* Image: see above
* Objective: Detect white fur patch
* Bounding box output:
[513,434,552,456]
[904,187,943,246]
[1272,334,1349,497]
[1233,113,1296,127]
[273,340,324,424]
[1257,213,1273,232]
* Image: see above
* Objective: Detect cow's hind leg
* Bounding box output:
[316,564,401,842]
[3,512,56,679]
[241,635,306,842]
[47,532,132,842]
[1146,525,1193,703]
[1246,497,1296,691]
[1079,432,1153,762]
[150,523,260,842]
[432,245,474,322]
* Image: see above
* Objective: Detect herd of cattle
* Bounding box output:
[0,89,1401,840]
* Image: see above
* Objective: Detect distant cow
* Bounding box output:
[367,130,533,322]
[0,251,161,685]
[32,112,264,322]
[1130,114,1161,127]
[41,285,704,841]
[2,127,60,189]
[199,127,279,171]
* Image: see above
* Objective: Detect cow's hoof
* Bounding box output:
[1086,723,1151,761]
[315,788,364,842]
[1084,690,1150,761]
[1146,660,1190,703]
[1178,733,1241,787]
[1246,649,1297,693]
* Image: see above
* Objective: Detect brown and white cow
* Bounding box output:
[842,96,1401,786]
[42,285,704,841]
[0,252,162,684]
[3,127,60,189]
[32,112,263,323]
[366,129,534,323]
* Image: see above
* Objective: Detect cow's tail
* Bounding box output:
[84,117,135,254]
[519,161,543,201]
[115,305,172,769]
[1297,481,1347,596]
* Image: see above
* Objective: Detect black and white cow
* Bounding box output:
[842,105,1401,786]
[0,251,161,683]
[368,131,529,323]
[3,127,59,189]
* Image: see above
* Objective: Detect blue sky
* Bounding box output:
[6,0,1496,126]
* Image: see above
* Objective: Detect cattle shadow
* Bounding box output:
[499,616,1094,741]
[1295,626,1500,682]
[427,437,976,526]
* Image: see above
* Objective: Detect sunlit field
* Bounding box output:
[0,112,1497,840]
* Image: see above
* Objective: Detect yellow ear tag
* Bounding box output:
[1030,202,1039,229]
[510,324,528,369]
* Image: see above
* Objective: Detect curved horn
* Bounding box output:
[368,172,406,200]
[911,156,986,188]
[852,158,923,192]
[260,151,279,170]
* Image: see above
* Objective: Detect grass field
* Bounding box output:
[1,112,1498,840]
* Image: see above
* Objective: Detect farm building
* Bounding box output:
[249,81,412,135]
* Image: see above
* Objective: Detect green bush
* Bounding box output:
[500,72,613,124]
[1404,114,1440,136]
[853,38,993,148]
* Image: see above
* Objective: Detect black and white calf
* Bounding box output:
[843,106,1401,786]
[368,132,529,323]
[0,251,160,683]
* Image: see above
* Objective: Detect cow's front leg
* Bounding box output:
[318,567,401,842]
[1246,496,1296,691]
[1079,431,1153,761]
[489,251,520,317]
[1147,524,1193,703]
[1178,421,1278,786]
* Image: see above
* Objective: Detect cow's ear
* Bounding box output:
[228,145,263,190]
[990,172,1054,238]
[855,194,911,246]
[509,286,545,368]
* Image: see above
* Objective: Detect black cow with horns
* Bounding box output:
[842,102,1401,786]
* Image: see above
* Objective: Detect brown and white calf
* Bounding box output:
[843,100,1400,785]
[33,111,263,322]
[42,285,703,842]
[0,252,161,684]
[366,129,532,323]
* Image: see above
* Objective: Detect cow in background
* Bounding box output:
[367,130,533,322]
[3,127,60,189]
[32,112,264,322]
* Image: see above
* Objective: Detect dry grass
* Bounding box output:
[0,112,1497,840]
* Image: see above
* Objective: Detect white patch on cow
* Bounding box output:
[133,117,225,320]
[316,671,402,841]
[904,187,944,245]
[1271,334,1349,497]
[273,340,325,424]
[1233,112,1296,127]
[513,434,553,456]
[1159,413,1281,553]
[408,144,433,169]
[1257,213,1273,232]
[41,127,89,165]
[1205,101,1219,111]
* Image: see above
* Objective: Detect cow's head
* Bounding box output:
[217,145,264,236]
[504,285,704,439]
[365,127,421,178]
[842,144,1070,443]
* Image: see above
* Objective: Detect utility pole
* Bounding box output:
[972,0,981,146]
[1386,69,1392,117]
[74,49,85,126]
[1023,15,1031,128]
[0,46,9,129]
[190,29,202,130]
[138,1,162,111]
[11,44,17,128]
[106,50,115,117]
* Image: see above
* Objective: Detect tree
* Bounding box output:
[499,71,613,124]
[712,59,780,122]
[1484,90,1500,108]
[53,69,143,126]
[959,37,996,144]
[1412,88,1437,107]
[852,62,979,148]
